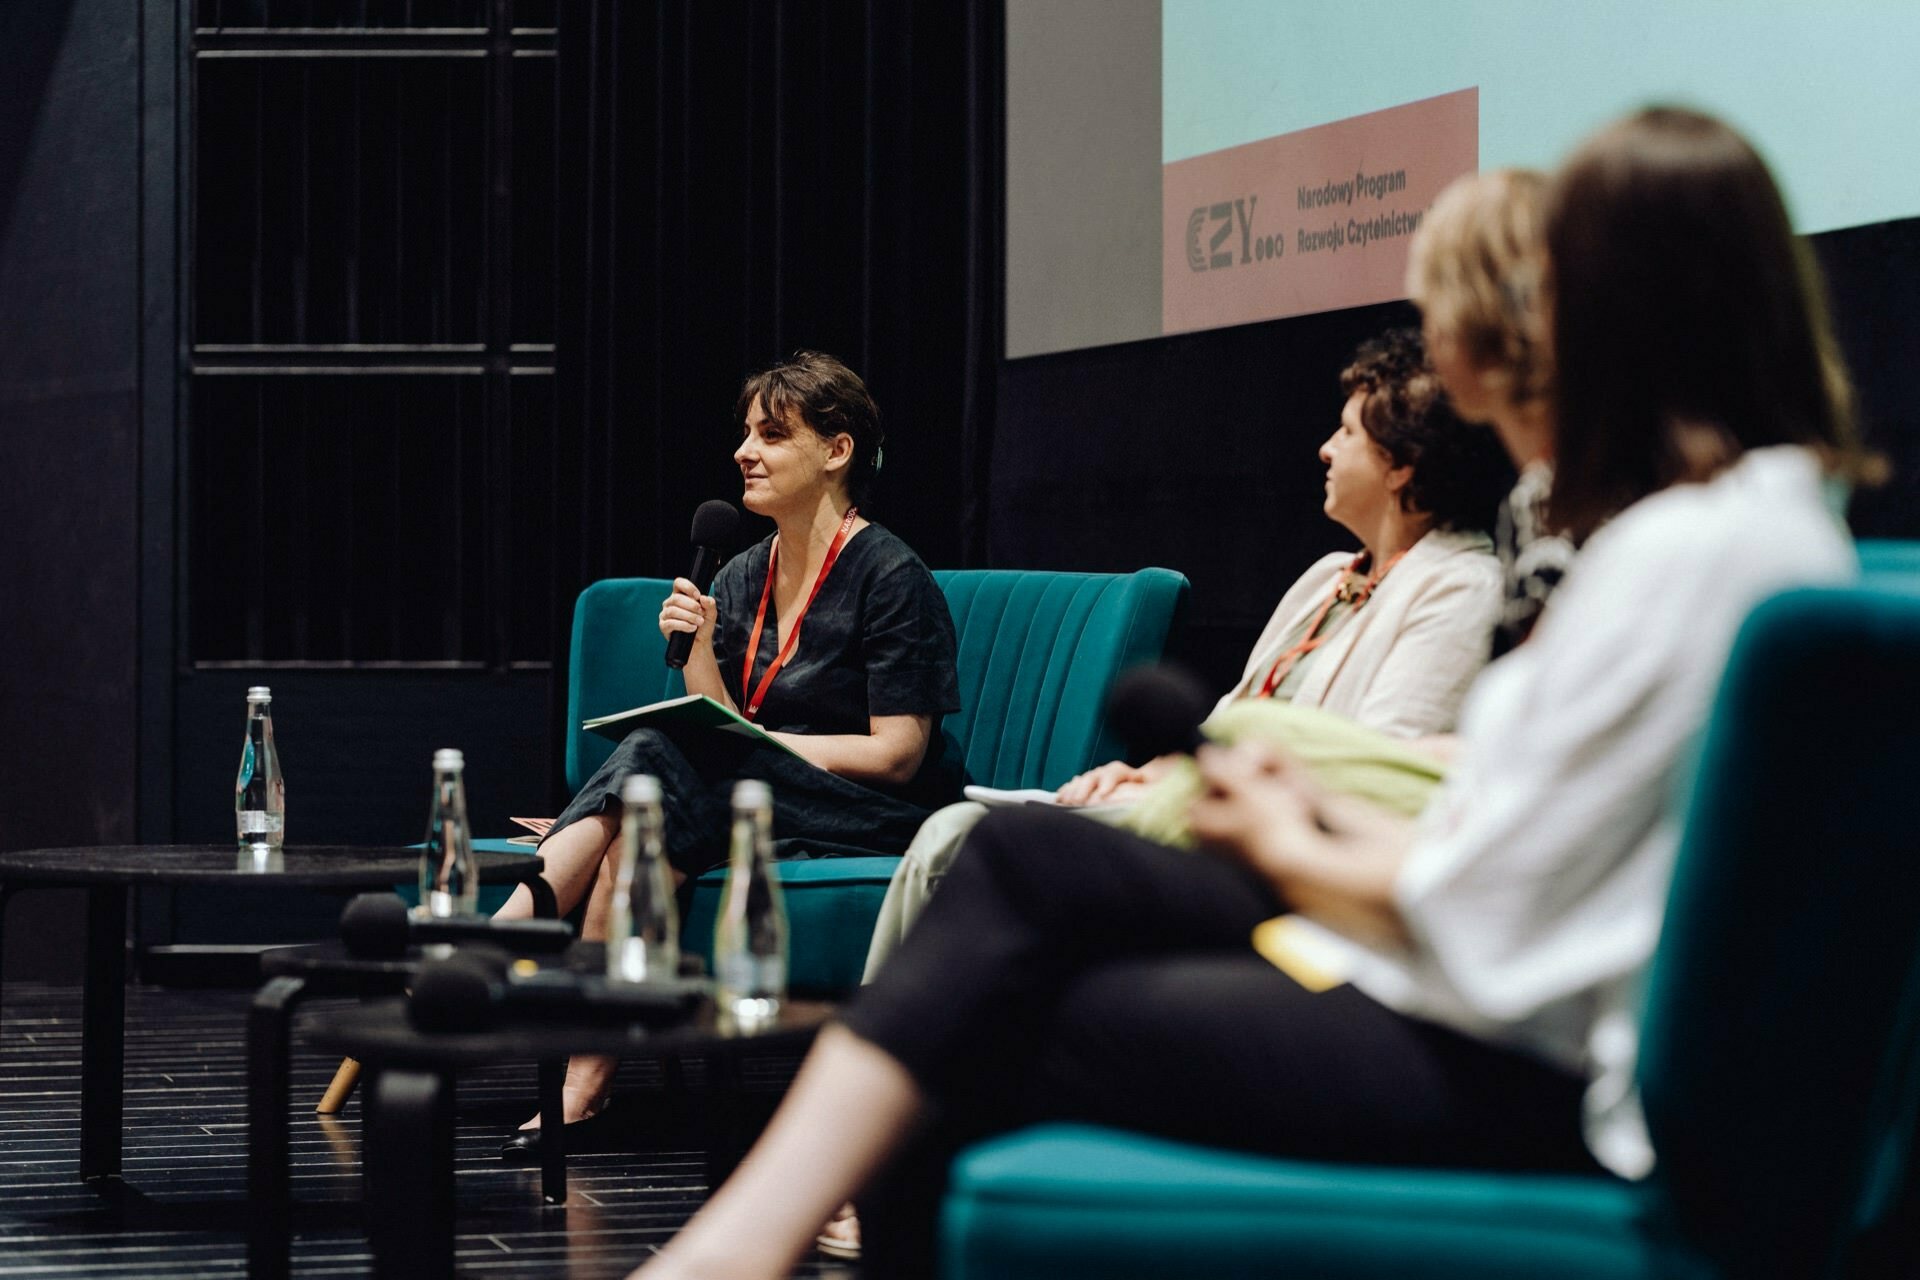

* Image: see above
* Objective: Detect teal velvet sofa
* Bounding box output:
[939,583,1920,1280]
[476,567,1189,994]
[1859,537,1920,581]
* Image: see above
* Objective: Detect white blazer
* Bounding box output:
[1217,528,1503,738]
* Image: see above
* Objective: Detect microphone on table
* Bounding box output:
[1105,664,1214,759]
[339,892,575,960]
[665,500,742,669]
[408,949,705,1033]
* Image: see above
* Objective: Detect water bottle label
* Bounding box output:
[238,810,280,835]
[716,953,786,995]
[237,740,255,787]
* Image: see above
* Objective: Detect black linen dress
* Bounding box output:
[545,524,962,878]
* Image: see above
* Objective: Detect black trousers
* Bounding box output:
[841,806,1599,1277]
[545,729,937,879]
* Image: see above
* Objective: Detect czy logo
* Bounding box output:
[1186,196,1268,272]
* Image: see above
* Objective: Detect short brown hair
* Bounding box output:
[1339,329,1515,535]
[1405,168,1549,406]
[736,351,885,504]
[1544,107,1872,541]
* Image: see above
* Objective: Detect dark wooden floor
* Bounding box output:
[0,981,858,1278]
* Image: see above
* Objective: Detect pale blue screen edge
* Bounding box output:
[1162,0,1920,236]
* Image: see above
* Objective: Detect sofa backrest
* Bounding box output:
[565,577,682,795]
[1636,585,1920,1275]
[931,568,1189,791]
[1859,537,1920,583]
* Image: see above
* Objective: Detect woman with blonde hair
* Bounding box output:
[1408,167,1572,656]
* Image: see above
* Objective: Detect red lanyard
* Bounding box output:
[740,507,859,721]
[1257,547,1408,697]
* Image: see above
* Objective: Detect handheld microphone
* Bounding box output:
[339,892,575,960]
[1106,664,1214,760]
[665,500,741,669]
[408,950,706,1033]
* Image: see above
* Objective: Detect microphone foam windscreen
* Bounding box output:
[457,944,515,982]
[409,955,498,1033]
[1106,664,1213,760]
[340,893,410,959]
[690,500,739,546]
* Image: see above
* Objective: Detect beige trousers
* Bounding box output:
[861,801,991,983]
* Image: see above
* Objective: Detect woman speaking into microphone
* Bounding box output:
[495,350,960,1154]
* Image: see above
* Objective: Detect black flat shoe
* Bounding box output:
[499,1102,620,1163]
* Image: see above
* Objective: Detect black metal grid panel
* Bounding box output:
[185,1,557,669]
[195,0,490,29]
[188,373,490,665]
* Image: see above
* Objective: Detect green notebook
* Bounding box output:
[582,693,804,758]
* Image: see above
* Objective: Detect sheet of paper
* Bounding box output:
[963,785,1061,807]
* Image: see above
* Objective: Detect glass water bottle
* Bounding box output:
[234,686,286,854]
[712,779,787,1027]
[418,748,479,918]
[608,773,679,983]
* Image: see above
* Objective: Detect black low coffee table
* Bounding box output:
[308,991,833,1280]
[249,937,589,1280]
[248,941,433,1280]
[0,844,546,1184]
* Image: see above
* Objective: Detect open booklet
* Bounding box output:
[963,785,1128,817]
[582,693,805,759]
[963,785,1063,807]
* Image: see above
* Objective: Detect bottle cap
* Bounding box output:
[433,748,465,771]
[246,686,273,702]
[621,774,662,805]
[731,779,771,809]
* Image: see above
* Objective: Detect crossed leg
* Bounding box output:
[496,812,685,1128]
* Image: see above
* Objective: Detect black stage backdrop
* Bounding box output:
[546,0,1003,798]
[0,0,146,976]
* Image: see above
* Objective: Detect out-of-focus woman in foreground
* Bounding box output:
[634,106,1867,1279]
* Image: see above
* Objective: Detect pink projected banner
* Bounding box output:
[1162,89,1478,336]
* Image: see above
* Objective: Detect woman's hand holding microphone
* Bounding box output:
[659,579,734,708]
[658,578,718,651]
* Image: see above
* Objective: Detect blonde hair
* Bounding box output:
[1405,169,1548,405]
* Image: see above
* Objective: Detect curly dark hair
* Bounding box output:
[1339,328,1516,534]
[736,351,885,504]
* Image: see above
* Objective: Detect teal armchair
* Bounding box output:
[1859,537,1920,582]
[939,584,1920,1280]
[480,568,1190,994]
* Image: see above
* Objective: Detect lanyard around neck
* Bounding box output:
[1256,546,1409,698]
[740,507,859,721]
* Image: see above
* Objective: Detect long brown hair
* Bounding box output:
[1544,107,1869,540]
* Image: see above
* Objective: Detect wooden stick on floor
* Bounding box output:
[317,1057,361,1113]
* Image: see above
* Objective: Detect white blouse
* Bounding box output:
[1311,447,1855,1177]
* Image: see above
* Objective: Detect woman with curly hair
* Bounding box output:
[855,329,1514,1001]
